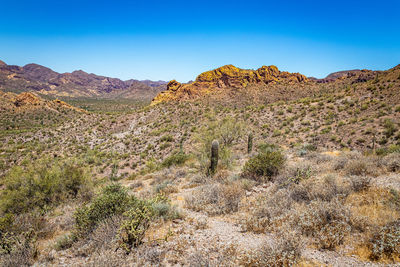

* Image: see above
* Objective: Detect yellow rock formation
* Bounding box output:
[151,64,308,105]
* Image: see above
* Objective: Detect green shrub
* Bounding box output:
[54,233,76,251]
[162,151,189,168]
[117,204,153,252]
[194,117,240,173]
[257,143,279,153]
[74,183,173,251]
[384,119,397,138]
[0,158,89,214]
[160,134,174,142]
[242,150,286,182]
[74,184,131,237]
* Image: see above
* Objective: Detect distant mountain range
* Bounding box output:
[0,60,167,100]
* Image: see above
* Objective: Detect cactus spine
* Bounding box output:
[209,140,219,175]
[248,133,253,154]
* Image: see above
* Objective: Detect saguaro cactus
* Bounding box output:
[248,133,253,154]
[209,140,219,175]
[179,136,184,153]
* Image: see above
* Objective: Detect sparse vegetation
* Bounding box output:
[1,61,400,265]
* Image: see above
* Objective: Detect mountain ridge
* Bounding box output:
[150,64,395,105]
[0,60,167,100]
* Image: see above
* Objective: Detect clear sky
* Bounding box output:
[1,0,399,82]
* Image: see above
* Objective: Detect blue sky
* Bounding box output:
[1,0,399,82]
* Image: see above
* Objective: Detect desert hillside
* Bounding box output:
[0,63,399,266]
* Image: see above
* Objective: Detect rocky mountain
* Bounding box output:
[0,61,167,100]
[151,64,308,105]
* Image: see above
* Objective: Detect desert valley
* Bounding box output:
[0,59,399,266]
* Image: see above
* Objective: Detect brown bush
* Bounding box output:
[348,175,371,192]
[369,219,400,261]
[383,153,400,172]
[345,157,379,177]
[291,199,352,250]
[307,175,349,202]
[185,182,243,215]
[249,233,301,266]
[242,186,294,233]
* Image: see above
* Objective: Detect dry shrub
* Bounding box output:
[186,244,237,267]
[133,245,165,266]
[290,199,352,250]
[348,175,371,192]
[383,153,400,172]
[213,169,231,183]
[333,156,348,170]
[345,157,380,177]
[85,249,127,267]
[334,151,362,171]
[307,175,348,202]
[189,174,209,186]
[369,219,400,262]
[276,162,313,186]
[185,182,243,215]
[187,251,210,267]
[306,152,333,164]
[247,233,301,266]
[288,183,311,203]
[89,215,122,251]
[346,188,399,227]
[242,186,294,233]
[154,181,178,195]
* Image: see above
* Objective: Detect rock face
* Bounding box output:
[151,65,308,105]
[14,92,42,107]
[0,61,167,99]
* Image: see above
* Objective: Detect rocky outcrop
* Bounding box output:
[14,92,42,107]
[0,91,86,113]
[151,65,308,105]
